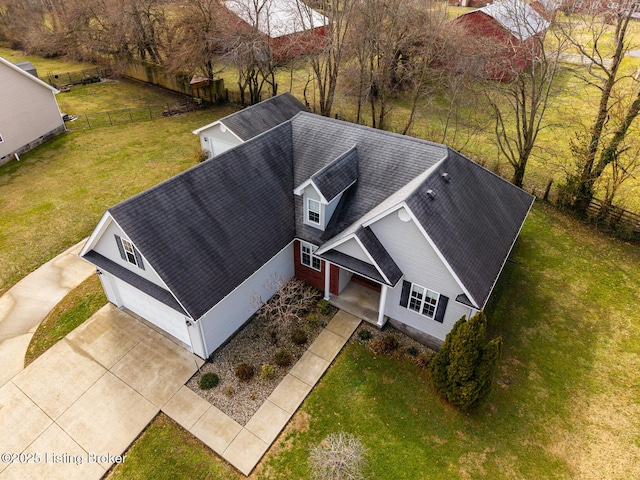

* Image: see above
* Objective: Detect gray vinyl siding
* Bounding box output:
[325,193,342,225]
[198,124,242,156]
[0,63,64,160]
[93,220,167,288]
[369,207,470,341]
[333,238,373,264]
[198,242,295,356]
[338,268,352,294]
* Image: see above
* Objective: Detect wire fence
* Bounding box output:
[46,67,113,88]
[64,100,207,131]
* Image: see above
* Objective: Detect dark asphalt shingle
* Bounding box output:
[221,92,308,141]
[108,123,295,320]
[86,109,532,321]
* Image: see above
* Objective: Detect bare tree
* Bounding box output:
[167,0,226,78]
[223,0,280,104]
[252,276,319,342]
[484,0,563,187]
[309,432,368,480]
[558,0,640,214]
[298,0,355,117]
[349,0,451,131]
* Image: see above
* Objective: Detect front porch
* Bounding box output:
[326,281,383,328]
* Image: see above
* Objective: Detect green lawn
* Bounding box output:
[0,103,236,295]
[109,203,640,480]
[105,414,239,480]
[24,275,106,366]
[260,202,640,479]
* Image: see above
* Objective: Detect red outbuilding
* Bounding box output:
[453,0,550,81]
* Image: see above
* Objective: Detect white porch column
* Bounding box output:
[324,261,331,300]
[377,284,388,326]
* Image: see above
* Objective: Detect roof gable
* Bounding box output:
[108,123,295,319]
[311,145,358,203]
[213,92,307,141]
[477,0,549,40]
[0,56,59,94]
[405,149,534,308]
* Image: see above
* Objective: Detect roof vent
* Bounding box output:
[426,189,436,200]
[441,172,450,183]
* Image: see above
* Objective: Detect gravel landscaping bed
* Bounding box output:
[187,300,336,425]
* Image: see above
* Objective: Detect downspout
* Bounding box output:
[324,261,331,300]
[377,284,388,327]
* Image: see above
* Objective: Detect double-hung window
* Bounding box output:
[307,198,321,225]
[301,242,321,271]
[121,238,139,266]
[408,283,439,319]
[115,234,145,270]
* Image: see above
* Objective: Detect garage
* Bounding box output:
[102,273,192,348]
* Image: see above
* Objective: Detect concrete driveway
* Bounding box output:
[0,304,203,480]
[0,240,95,387]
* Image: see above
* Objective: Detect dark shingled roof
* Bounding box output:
[291,113,448,245]
[319,250,387,285]
[84,108,532,321]
[310,145,358,202]
[84,251,187,315]
[221,92,308,141]
[405,149,534,308]
[107,123,295,320]
[354,227,403,286]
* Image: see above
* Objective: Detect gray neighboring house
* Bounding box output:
[80,102,534,359]
[0,56,65,166]
[192,92,308,157]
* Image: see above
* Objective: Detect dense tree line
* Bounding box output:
[1,0,638,213]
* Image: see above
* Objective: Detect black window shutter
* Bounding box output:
[115,235,126,261]
[400,280,411,307]
[133,247,145,270]
[434,295,448,323]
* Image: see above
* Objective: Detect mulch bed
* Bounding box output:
[187,303,335,426]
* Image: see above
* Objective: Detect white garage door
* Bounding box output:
[113,277,192,347]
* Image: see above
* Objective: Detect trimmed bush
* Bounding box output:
[429,311,503,411]
[235,363,255,382]
[274,349,293,367]
[357,329,373,342]
[317,298,333,316]
[261,363,276,380]
[306,311,320,327]
[199,372,219,390]
[291,327,308,345]
[369,334,400,355]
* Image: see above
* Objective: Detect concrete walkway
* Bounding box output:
[163,310,361,476]
[0,305,203,480]
[0,306,359,479]
[0,240,95,387]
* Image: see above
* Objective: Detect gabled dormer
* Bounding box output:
[293,145,358,230]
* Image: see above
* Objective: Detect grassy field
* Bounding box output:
[260,202,640,479]
[24,275,106,366]
[109,202,640,479]
[0,49,237,294]
[3,43,639,479]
